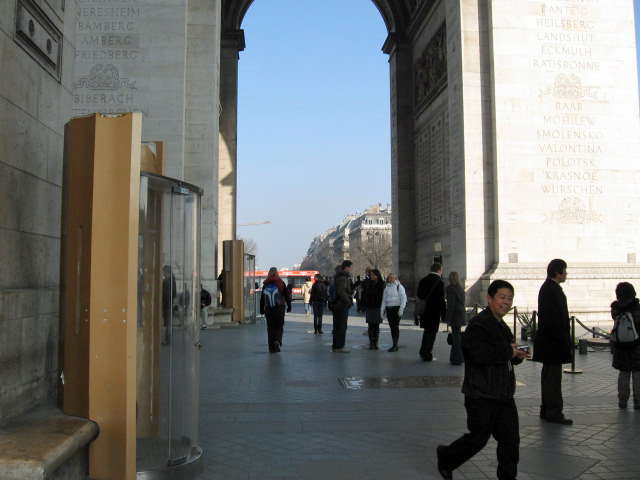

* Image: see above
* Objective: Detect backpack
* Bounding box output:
[327,283,337,303]
[263,282,283,308]
[611,311,640,346]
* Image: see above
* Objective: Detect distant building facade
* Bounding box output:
[301,205,392,277]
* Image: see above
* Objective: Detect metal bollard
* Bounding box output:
[578,339,588,355]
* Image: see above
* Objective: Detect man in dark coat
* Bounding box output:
[532,258,573,425]
[331,260,353,352]
[162,265,176,345]
[416,262,446,361]
[436,280,530,480]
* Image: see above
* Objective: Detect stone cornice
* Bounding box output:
[221,29,246,52]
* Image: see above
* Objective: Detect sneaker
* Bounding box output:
[332,348,350,353]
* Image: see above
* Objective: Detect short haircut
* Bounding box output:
[163,265,171,274]
[547,259,567,278]
[341,260,353,269]
[430,262,442,273]
[487,279,514,298]
[615,282,637,301]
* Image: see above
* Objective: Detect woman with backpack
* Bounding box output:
[259,267,292,353]
[610,282,640,409]
[381,273,407,352]
[445,271,466,365]
[361,269,385,349]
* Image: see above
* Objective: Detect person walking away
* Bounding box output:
[532,258,573,424]
[200,283,212,330]
[417,263,446,361]
[445,272,466,365]
[436,280,530,480]
[309,273,327,334]
[301,276,313,317]
[259,267,292,353]
[610,282,640,409]
[381,273,407,352]
[162,265,176,346]
[330,260,353,352]
[361,269,385,349]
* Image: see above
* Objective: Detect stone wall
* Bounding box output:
[72,0,221,289]
[0,0,78,423]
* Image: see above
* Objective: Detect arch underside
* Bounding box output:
[221,0,426,35]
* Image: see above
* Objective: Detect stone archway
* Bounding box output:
[218,0,421,290]
[218,0,640,315]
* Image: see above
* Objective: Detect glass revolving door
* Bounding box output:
[136,172,203,479]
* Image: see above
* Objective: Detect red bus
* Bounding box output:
[254,270,319,300]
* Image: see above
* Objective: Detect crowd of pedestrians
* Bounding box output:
[253,258,640,479]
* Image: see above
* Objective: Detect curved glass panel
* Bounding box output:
[136,173,202,477]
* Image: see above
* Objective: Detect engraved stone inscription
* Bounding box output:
[73,0,146,117]
[415,106,449,233]
[533,2,605,222]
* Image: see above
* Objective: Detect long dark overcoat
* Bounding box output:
[533,278,572,365]
[416,273,446,333]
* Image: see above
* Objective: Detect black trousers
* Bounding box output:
[386,306,400,345]
[332,306,349,349]
[312,302,324,332]
[419,330,437,360]
[440,396,520,480]
[541,363,564,419]
[265,305,285,351]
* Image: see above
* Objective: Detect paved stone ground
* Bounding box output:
[195,302,640,479]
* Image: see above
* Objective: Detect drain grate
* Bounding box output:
[339,376,464,390]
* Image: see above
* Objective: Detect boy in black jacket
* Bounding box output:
[436,280,530,480]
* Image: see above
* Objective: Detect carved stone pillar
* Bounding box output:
[384,34,416,294]
[217,29,245,271]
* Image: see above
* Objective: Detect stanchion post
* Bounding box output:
[531,310,537,342]
[564,316,583,374]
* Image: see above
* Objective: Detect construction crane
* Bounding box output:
[237,220,271,226]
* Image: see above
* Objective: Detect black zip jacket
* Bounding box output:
[461,308,523,401]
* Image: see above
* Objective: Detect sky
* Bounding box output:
[236,0,391,270]
[237,0,640,271]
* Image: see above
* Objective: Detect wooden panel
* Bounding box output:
[61,113,141,480]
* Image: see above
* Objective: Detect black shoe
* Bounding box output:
[539,405,546,419]
[318,330,324,334]
[421,355,433,362]
[369,343,376,350]
[619,400,628,408]
[545,416,573,425]
[273,341,281,352]
[436,445,453,480]
[374,344,379,350]
[388,346,399,352]
[314,330,318,334]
